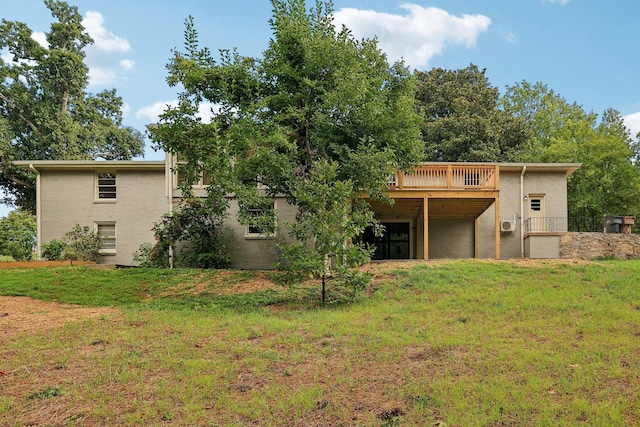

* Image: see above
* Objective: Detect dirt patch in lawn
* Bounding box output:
[0,261,96,269]
[0,296,120,342]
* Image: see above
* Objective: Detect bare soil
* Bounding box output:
[0,297,120,342]
[0,260,95,269]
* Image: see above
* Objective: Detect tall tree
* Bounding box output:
[0,208,35,261]
[0,0,144,210]
[501,81,640,221]
[151,0,423,297]
[415,64,530,162]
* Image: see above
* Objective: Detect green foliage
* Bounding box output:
[0,209,35,261]
[2,260,640,425]
[0,0,144,210]
[416,64,531,162]
[132,242,154,267]
[63,224,101,262]
[0,255,15,262]
[27,386,61,400]
[151,0,422,286]
[501,81,640,220]
[149,198,231,269]
[41,238,67,260]
[275,159,375,302]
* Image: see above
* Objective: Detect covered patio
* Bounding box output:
[364,164,501,260]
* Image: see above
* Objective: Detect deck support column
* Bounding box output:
[423,196,429,260]
[495,195,500,259]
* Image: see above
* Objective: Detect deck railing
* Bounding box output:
[524,217,568,233]
[389,164,498,190]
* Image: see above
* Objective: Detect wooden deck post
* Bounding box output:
[495,195,500,259]
[423,196,429,259]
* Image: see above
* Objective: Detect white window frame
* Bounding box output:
[245,201,277,239]
[95,172,117,202]
[173,155,211,189]
[95,222,116,255]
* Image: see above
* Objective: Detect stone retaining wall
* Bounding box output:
[560,232,640,260]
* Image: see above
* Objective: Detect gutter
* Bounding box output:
[164,154,174,268]
[520,166,526,258]
[29,164,42,260]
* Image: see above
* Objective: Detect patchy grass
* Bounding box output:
[1,259,640,425]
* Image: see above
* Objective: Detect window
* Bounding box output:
[96,222,116,255]
[96,173,116,200]
[245,202,276,238]
[174,154,211,188]
[530,198,542,211]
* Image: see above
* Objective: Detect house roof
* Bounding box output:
[12,160,166,170]
[14,160,580,174]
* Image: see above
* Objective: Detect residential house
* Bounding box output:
[15,159,579,268]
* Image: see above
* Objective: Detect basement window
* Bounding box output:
[245,202,277,238]
[95,222,116,255]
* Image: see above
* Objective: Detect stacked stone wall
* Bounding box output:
[560,232,640,260]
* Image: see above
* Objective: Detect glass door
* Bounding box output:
[363,222,410,260]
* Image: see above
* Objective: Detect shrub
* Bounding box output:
[0,255,16,262]
[148,199,231,269]
[41,239,67,260]
[63,225,102,262]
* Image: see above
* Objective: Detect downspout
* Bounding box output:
[165,154,174,268]
[520,166,527,258]
[29,164,42,260]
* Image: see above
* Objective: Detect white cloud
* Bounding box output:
[332,3,491,69]
[119,59,135,71]
[121,102,131,117]
[31,31,48,48]
[82,11,131,52]
[1,49,13,64]
[543,0,570,5]
[624,112,640,138]
[135,101,179,123]
[135,101,219,124]
[80,11,134,86]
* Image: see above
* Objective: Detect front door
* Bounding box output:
[363,222,410,260]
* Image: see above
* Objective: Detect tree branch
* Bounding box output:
[0,91,40,134]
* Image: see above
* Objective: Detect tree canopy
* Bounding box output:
[0,0,144,210]
[151,0,423,296]
[415,64,531,162]
[0,208,35,261]
[502,81,640,221]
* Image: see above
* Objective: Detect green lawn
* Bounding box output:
[1,259,639,426]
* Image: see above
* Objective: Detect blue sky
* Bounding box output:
[2,0,640,218]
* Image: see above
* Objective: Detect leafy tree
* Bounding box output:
[0,209,35,261]
[275,159,376,302]
[501,81,640,221]
[0,0,144,210]
[415,64,530,162]
[151,0,422,298]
